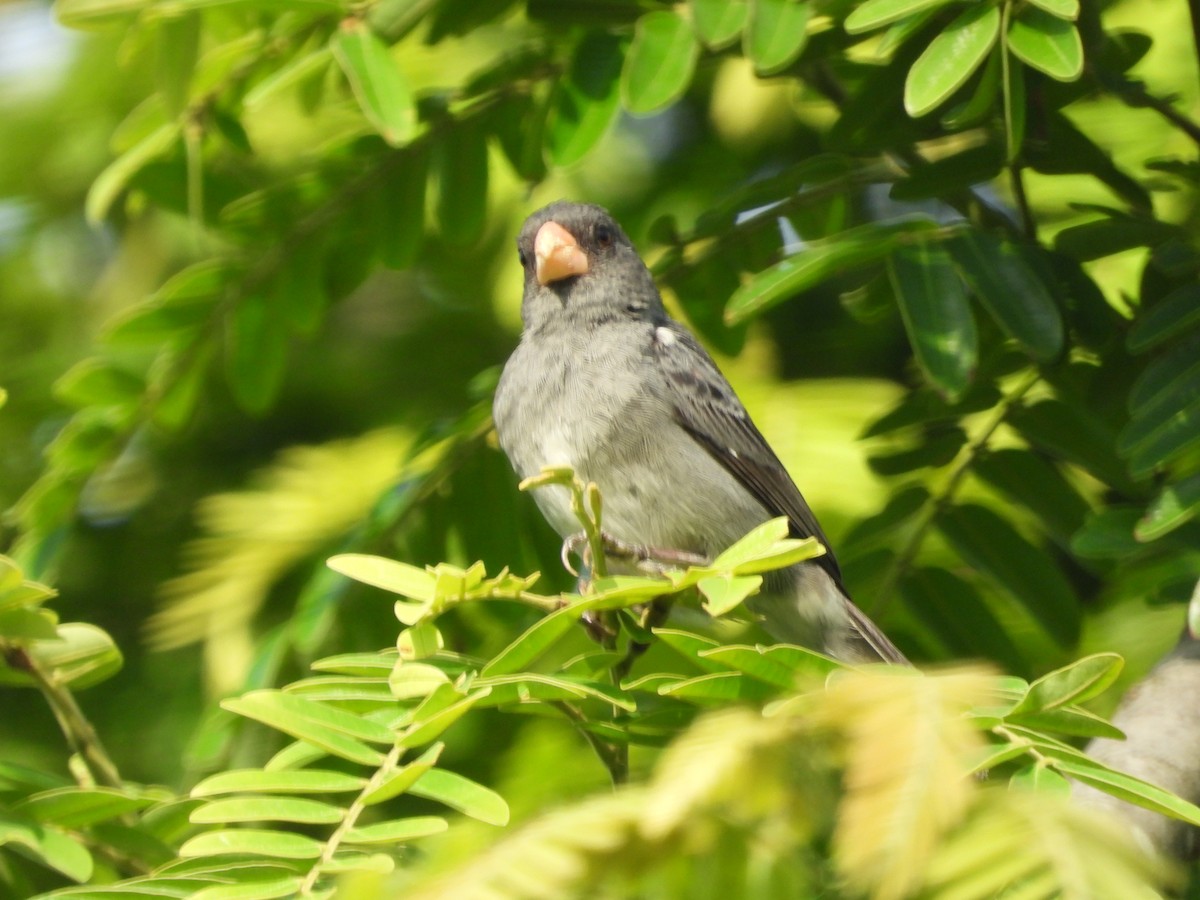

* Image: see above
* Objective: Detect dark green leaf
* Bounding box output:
[1130,335,1200,411]
[887,241,977,401]
[725,219,935,324]
[377,144,429,268]
[691,0,748,48]
[940,47,1001,129]
[548,32,624,167]
[1127,283,1200,354]
[867,427,966,475]
[938,503,1080,646]
[225,296,288,415]
[745,0,811,75]
[1120,366,1200,455]
[332,24,416,146]
[434,119,488,246]
[891,143,1003,201]
[861,384,1001,438]
[901,568,1026,671]
[1136,473,1200,541]
[1126,397,1200,477]
[945,229,1064,361]
[1054,215,1182,261]
[1070,507,1142,560]
[622,10,700,114]
[1027,0,1078,19]
[844,0,953,34]
[1010,399,1134,492]
[1007,7,1083,81]
[904,3,1000,117]
[973,449,1090,547]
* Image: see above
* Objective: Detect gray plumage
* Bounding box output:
[493,201,905,664]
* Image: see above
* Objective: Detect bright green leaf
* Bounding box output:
[344,815,448,844]
[1007,653,1123,715]
[745,0,810,75]
[328,554,435,602]
[86,123,181,223]
[332,23,416,145]
[904,3,1000,116]
[189,796,344,824]
[691,0,748,48]
[1051,757,1200,826]
[1027,0,1078,19]
[192,769,365,797]
[845,0,953,34]
[1136,474,1200,541]
[548,33,624,166]
[409,768,510,826]
[1007,7,1083,81]
[180,829,322,859]
[622,10,699,114]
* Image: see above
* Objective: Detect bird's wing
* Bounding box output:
[650,322,844,587]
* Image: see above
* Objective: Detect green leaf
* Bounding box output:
[1010,399,1133,493]
[0,607,59,643]
[1136,473,1200,541]
[362,744,443,806]
[389,661,452,699]
[1129,336,1200,412]
[156,13,200,115]
[1010,764,1072,794]
[379,144,432,270]
[745,0,810,75]
[1054,215,1182,261]
[180,829,322,860]
[845,0,953,34]
[152,342,213,432]
[547,33,624,167]
[54,359,144,408]
[225,296,288,415]
[86,123,181,223]
[481,594,612,676]
[399,687,492,748]
[901,568,1025,671]
[331,23,416,146]
[1070,507,1141,560]
[434,119,488,245]
[328,554,435,602]
[887,241,977,401]
[945,230,1064,361]
[14,788,154,828]
[653,628,730,672]
[1007,653,1123,715]
[622,11,699,114]
[659,671,772,703]
[691,0,748,48]
[1051,757,1200,826]
[409,768,510,825]
[26,623,123,689]
[1126,283,1200,353]
[904,3,1000,117]
[1007,7,1083,81]
[221,690,391,765]
[940,48,1002,129]
[477,672,636,710]
[189,796,344,824]
[697,574,762,615]
[1027,0,1078,19]
[54,0,151,27]
[344,816,448,844]
[699,643,838,685]
[938,504,1080,646]
[973,449,1090,547]
[192,769,365,797]
[1120,366,1200,455]
[192,877,304,900]
[725,219,935,324]
[1126,398,1200,477]
[1007,705,1124,739]
[0,817,93,882]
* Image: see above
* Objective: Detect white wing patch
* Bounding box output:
[655,326,676,346]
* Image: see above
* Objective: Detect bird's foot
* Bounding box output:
[561,532,711,578]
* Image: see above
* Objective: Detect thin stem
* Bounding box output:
[868,369,1041,615]
[299,742,405,895]
[3,644,124,789]
[1010,164,1036,241]
[555,701,629,786]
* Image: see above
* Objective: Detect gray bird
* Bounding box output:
[493,201,905,664]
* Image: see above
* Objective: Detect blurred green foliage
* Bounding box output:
[0,0,1198,895]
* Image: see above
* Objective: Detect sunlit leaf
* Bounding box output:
[1007,7,1083,81]
[691,0,748,48]
[332,23,416,146]
[622,10,699,114]
[904,3,1000,116]
[845,0,952,34]
[745,0,810,75]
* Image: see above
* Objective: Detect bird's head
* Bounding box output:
[516,201,663,332]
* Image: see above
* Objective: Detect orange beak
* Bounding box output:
[534,221,589,285]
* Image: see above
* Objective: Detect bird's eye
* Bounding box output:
[594,224,614,247]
